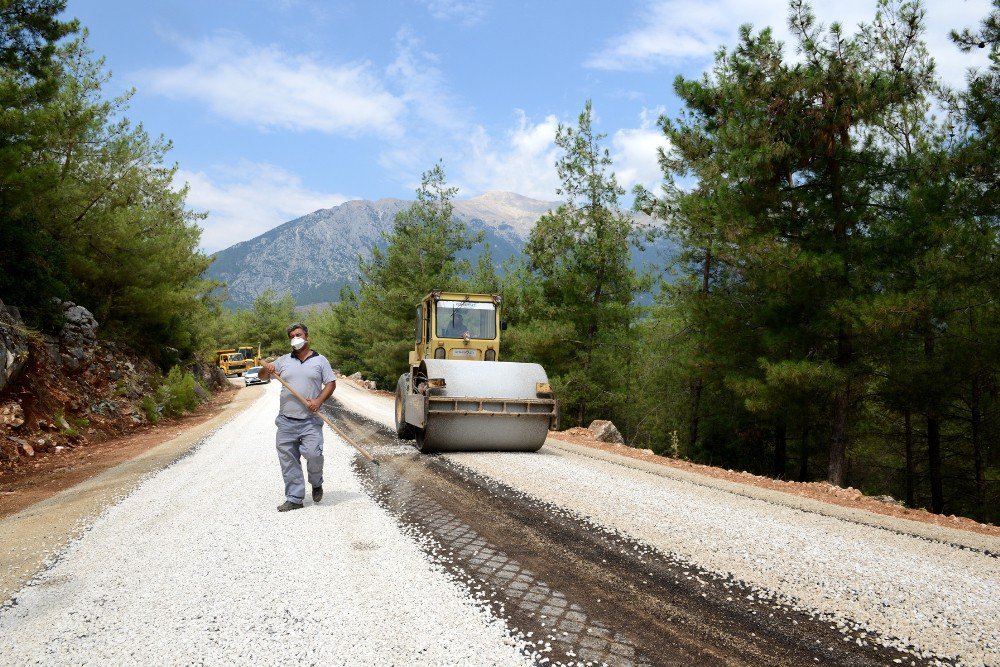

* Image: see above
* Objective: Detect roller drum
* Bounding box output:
[414,360,555,452]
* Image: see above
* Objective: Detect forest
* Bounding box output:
[297,1,1000,522]
[2,0,997,521]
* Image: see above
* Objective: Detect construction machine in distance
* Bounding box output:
[217,352,248,377]
[394,291,558,453]
[237,345,262,368]
[214,346,259,377]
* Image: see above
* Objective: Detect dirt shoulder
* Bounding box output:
[0,384,259,603]
[0,385,242,519]
[547,429,1000,540]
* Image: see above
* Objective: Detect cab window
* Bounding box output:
[435,300,497,339]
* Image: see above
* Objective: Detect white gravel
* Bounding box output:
[334,380,395,426]
[0,384,531,666]
[337,385,1000,666]
[447,449,1000,666]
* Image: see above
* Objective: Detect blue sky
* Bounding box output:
[67,0,992,252]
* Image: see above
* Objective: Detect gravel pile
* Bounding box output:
[445,448,999,666]
[0,385,530,666]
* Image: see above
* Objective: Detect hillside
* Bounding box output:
[206,192,670,308]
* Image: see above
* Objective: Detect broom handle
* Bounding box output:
[270,372,378,464]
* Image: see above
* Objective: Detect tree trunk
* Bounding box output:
[927,411,943,514]
[969,311,986,521]
[798,426,810,481]
[826,151,852,488]
[688,244,711,454]
[828,323,852,486]
[904,409,915,508]
[925,333,944,514]
[774,415,787,479]
[688,378,702,454]
[971,373,986,521]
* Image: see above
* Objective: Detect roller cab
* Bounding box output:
[394,291,558,452]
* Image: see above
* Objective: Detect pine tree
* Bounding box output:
[0,0,78,321]
[650,0,938,487]
[351,162,482,386]
[520,101,648,428]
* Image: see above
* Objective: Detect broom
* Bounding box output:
[267,370,379,468]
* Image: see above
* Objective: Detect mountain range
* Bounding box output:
[206,191,672,308]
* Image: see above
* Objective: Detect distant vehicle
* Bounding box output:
[244,366,269,386]
[238,345,262,367]
[218,352,250,377]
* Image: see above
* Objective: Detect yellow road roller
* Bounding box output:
[394,291,558,452]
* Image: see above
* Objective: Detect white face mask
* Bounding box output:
[290,336,306,351]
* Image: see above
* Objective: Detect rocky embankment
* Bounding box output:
[0,299,225,467]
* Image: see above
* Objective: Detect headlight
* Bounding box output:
[434,346,446,359]
[484,349,496,361]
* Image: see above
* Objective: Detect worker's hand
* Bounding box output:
[306,398,323,412]
[261,361,276,377]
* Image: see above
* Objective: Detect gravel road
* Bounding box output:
[0,385,530,666]
[335,380,1000,667]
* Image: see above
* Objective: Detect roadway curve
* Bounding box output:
[331,379,1000,667]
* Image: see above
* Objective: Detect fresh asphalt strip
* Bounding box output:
[325,402,929,667]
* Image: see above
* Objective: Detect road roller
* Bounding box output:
[394,291,558,452]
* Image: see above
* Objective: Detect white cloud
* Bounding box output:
[452,108,673,202]
[612,107,671,192]
[145,33,405,137]
[420,0,488,25]
[178,161,353,253]
[388,29,466,131]
[457,111,562,200]
[587,0,992,86]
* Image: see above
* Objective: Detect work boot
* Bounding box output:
[312,486,323,503]
[277,500,304,512]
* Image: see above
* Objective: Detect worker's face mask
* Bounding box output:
[290,336,306,351]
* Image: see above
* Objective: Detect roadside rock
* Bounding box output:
[42,334,60,364]
[189,362,227,392]
[0,298,217,474]
[349,372,364,381]
[588,419,625,445]
[0,298,30,393]
[1,403,24,427]
[57,301,99,373]
[60,302,98,345]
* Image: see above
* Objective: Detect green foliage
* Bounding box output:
[140,396,159,424]
[0,0,78,314]
[324,162,482,386]
[0,16,215,364]
[632,0,1000,520]
[516,101,650,429]
[213,289,298,357]
[309,286,366,377]
[53,408,88,437]
[160,366,202,417]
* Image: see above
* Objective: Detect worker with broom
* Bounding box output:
[259,322,336,512]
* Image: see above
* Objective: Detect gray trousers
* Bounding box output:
[275,414,324,504]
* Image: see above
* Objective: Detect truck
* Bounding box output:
[215,349,251,377]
